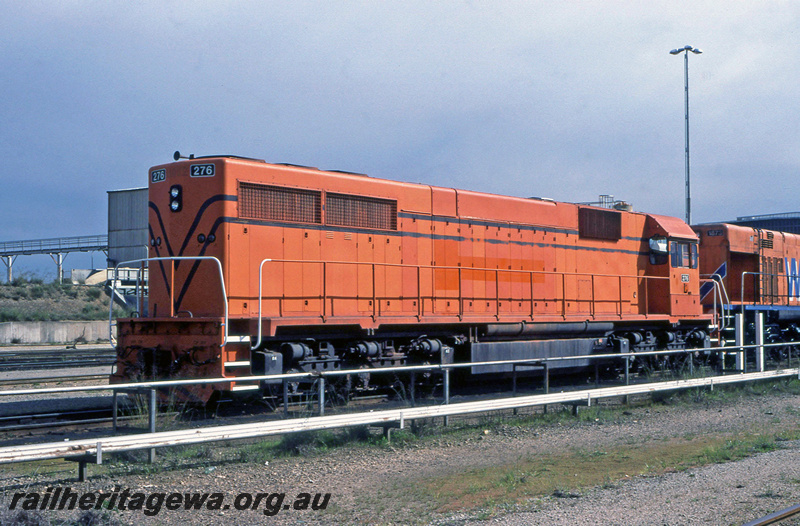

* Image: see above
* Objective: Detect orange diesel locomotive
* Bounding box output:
[112,155,712,402]
[695,223,800,341]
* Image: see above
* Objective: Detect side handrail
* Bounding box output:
[713,280,728,332]
[252,258,272,350]
[109,256,229,347]
[715,273,731,331]
[249,259,685,348]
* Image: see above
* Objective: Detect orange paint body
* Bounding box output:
[113,156,711,402]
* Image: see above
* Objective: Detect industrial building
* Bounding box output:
[107,188,148,267]
[727,212,800,235]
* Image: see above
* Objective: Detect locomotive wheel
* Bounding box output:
[327,374,352,407]
[343,364,373,395]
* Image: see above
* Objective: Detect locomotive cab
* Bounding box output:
[644,215,702,319]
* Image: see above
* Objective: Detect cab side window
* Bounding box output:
[670,241,698,269]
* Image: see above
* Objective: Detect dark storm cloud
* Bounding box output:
[1,1,799,273]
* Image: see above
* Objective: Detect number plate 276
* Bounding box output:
[190,164,215,177]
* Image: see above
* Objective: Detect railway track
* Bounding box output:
[0,408,115,433]
[0,346,116,371]
[0,374,108,387]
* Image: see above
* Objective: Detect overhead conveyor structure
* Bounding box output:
[0,235,108,283]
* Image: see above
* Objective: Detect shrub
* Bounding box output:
[86,287,102,300]
[29,285,45,299]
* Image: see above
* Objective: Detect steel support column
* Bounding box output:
[755,312,765,372]
[49,252,65,284]
[2,256,15,283]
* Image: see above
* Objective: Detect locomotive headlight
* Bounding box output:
[169,185,182,212]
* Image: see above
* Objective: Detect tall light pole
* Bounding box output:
[670,45,702,225]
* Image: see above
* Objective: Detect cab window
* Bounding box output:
[670,241,698,269]
[649,236,669,265]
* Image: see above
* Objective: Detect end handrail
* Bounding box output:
[252,258,273,350]
[707,273,730,333]
[109,256,229,347]
[741,270,785,311]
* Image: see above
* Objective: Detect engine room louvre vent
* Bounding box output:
[578,207,621,241]
[238,182,321,224]
[761,239,774,249]
[326,192,397,230]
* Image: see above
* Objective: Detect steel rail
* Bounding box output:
[0,349,116,371]
[0,374,107,386]
[743,503,800,526]
[0,360,115,372]
[0,368,795,464]
[0,360,114,372]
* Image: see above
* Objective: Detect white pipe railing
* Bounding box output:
[108,256,229,347]
[0,368,796,465]
[252,258,272,350]
[248,258,690,349]
[701,274,730,332]
[741,270,787,310]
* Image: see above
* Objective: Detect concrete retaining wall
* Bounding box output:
[0,321,114,344]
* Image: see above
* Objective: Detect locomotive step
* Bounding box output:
[224,360,252,368]
[230,384,260,392]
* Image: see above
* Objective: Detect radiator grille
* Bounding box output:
[578,207,621,241]
[326,192,397,230]
[238,182,321,224]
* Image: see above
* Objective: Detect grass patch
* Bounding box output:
[698,434,780,463]
[398,432,792,515]
[655,378,800,408]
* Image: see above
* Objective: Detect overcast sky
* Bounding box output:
[2,1,799,278]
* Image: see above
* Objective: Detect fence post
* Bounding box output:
[443,368,450,426]
[756,312,765,372]
[148,389,156,464]
[512,364,518,416]
[624,356,630,385]
[112,390,118,434]
[283,378,289,417]
[318,376,325,417]
[410,372,416,406]
[735,313,745,373]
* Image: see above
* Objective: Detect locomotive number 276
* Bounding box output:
[190,164,215,177]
